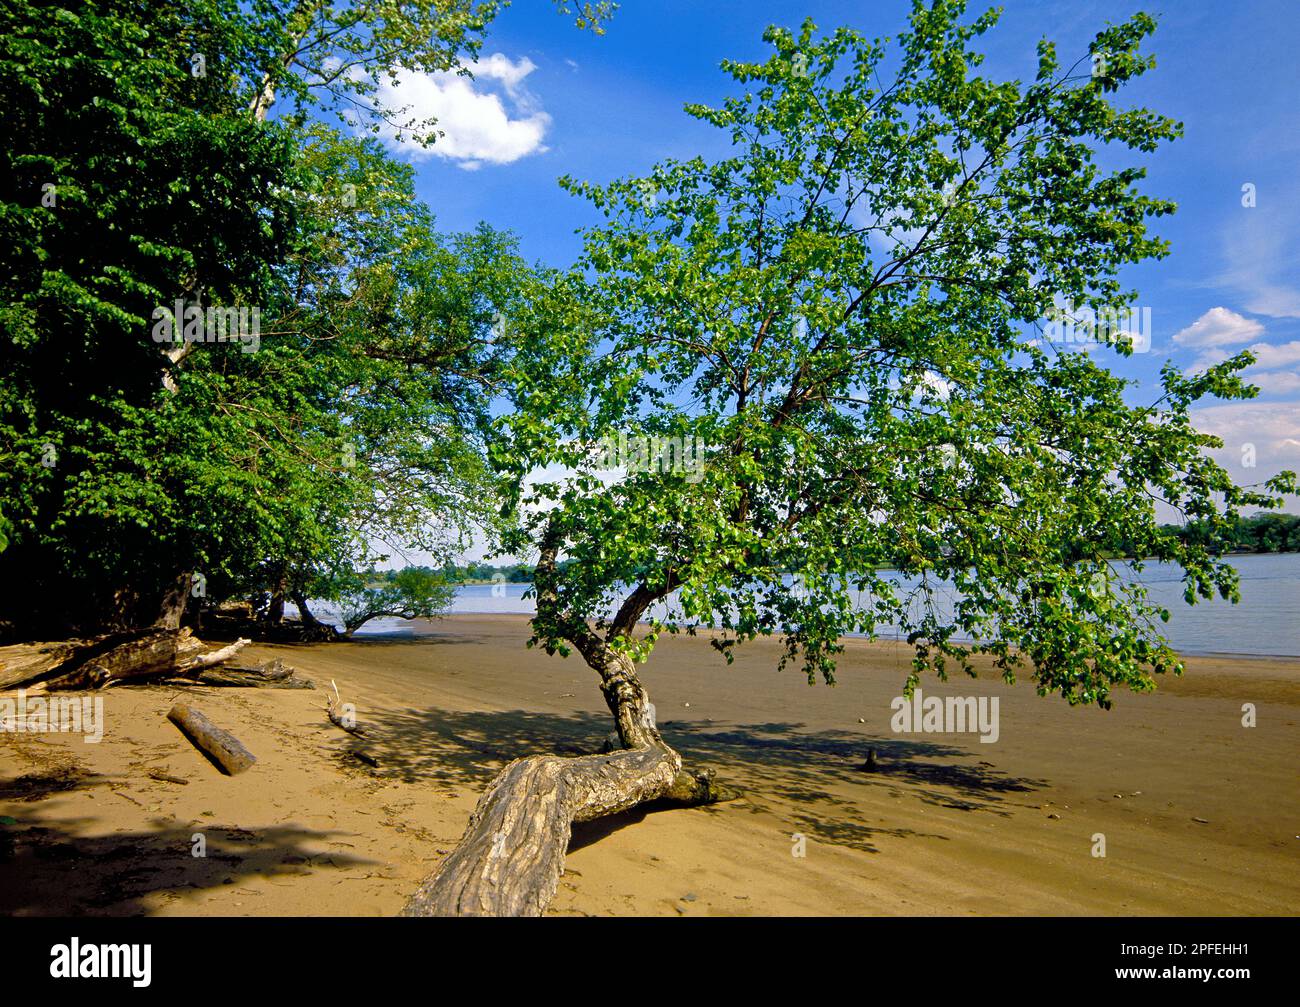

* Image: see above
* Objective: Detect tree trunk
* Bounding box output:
[402,526,735,916]
[291,591,323,629]
[155,573,192,631]
[401,649,726,917]
[266,581,286,626]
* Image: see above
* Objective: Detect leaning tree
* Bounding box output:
[404,3,1295,916]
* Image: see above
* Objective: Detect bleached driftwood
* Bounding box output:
[167,702,257,775]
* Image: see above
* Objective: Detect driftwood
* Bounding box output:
[325,680,367,736]
[0,640,85,690]
[175,637,251,675]
[168,657,314,689]
[2,629,251,691]
[167,703,257,775]
[42,629,202,689]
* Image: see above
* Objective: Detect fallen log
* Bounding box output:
[169,657,313,689]
[0,640,86,690]
[37,631,249,691]
[38,629,202,690]
[167,703,257,775]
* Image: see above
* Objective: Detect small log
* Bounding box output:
[147,769,190,785]
[167,703,257,775]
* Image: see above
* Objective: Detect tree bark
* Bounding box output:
[402,523,736,917]
[402,647,731,917]
[8,629,249,691]
[167,703,258,775]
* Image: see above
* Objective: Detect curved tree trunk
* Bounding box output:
[401,740,681,917]
[402,524,735,917]
[401,648,729,917]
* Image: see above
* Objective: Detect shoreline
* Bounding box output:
[357,612,1300,663]
[2,612,1297,916]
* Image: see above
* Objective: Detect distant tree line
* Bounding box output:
[435,562,535,584]
[1161,512,1300,555]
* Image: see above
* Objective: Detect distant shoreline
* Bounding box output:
[387,611,1300,663]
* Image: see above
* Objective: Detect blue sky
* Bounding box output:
[366,0,1300,513]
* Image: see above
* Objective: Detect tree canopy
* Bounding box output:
[496,3,1296,708]
[0,0,542,636]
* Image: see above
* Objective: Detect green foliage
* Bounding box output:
[553,1,619,35]
[500,3,1296,707]
[177,122,537,617]
[0,1,541,635]
[0,0,297,628]
[1159,512,1300,556]
[337,566,454,636]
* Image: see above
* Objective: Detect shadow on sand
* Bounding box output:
[354,705,1047,855]
[0,811,375,916]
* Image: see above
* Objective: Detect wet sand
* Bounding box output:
[1,614,1297,916]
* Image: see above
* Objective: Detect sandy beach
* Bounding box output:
[1,613,1297,916]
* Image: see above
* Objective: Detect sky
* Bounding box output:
[352,0,1300,545]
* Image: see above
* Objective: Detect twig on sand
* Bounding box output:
[325,679,367,737]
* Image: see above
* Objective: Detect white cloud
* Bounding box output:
[365,54,550,169]
[1173,307,1265,348]
[1241,340,1300,370]
[1219,209,1300,318]
[1247,370,1300,395]
[1192,339,1300,370]
[1190,402,1300,486]
[476,53,538,96]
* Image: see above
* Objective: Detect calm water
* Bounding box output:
[347,553,1299,657]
